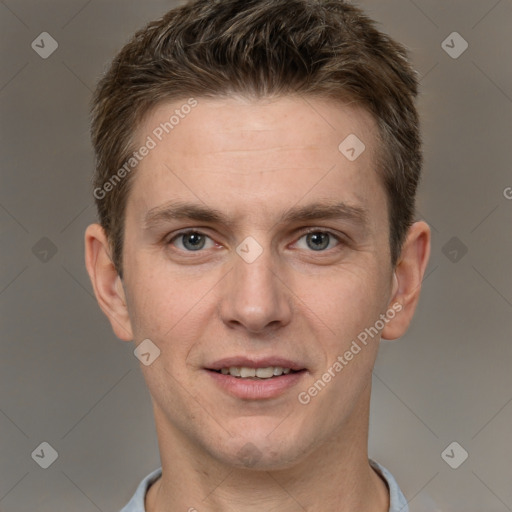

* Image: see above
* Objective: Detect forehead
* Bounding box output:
[127,95,385,227]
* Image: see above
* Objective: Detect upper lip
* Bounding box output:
[207,356,306,372]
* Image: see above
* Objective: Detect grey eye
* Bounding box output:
[305,232,331,251]
[182,232,205,251]
[172,232,213,251]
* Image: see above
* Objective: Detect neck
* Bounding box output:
[146,389,389,512]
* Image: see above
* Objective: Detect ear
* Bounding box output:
[84,223,133,341]
[381,220,431,341]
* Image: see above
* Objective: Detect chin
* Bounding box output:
[192,407,324,470]
[212,430,310,471]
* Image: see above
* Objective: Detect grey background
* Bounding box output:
[1,0,511,510]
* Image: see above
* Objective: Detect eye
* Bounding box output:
[295,230,341,252]
[168,230,215,252]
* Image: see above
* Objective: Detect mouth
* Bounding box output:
[205,358,307,400]
[210,366,300,379]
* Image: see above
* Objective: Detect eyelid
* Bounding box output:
[166,228,216,249]
[297,227,345,239]
[167,227,213,239]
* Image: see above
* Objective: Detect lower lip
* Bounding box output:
[206,370,306,400]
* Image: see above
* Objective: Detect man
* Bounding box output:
[85,0,430,510]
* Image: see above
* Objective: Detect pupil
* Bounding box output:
[307,232,329,251]
[184,233,205,250]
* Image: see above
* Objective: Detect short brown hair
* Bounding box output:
[90,0,422,276]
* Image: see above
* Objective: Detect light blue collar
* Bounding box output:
[120,459,408,512]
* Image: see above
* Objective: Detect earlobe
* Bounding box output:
[84,223,133,341]
[381,221,431,341]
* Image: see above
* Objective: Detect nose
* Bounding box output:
[218,243,293,335]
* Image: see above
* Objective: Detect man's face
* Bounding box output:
[119,95,396,468]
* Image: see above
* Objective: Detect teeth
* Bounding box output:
[229,366,241,377]
[218,366,294,378]
[240,367,256,378]
[255,367,274,378]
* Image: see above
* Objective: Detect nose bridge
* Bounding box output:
[219,237,292,332]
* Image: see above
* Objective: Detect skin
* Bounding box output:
[85,95,430,511]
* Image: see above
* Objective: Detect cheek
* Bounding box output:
[125,275,173,336]
[123,254,218,345]
[297,263,386,346]
[299,269,386,411]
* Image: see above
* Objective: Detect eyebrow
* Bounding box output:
[143,200,369,231]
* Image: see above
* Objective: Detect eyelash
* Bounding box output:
[166,228,346,253]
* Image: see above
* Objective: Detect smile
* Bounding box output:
[214,366,294,378]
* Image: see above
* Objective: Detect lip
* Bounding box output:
[205,356,307,400]
[206,369,306,400]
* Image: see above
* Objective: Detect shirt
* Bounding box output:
[120,459,409,512]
